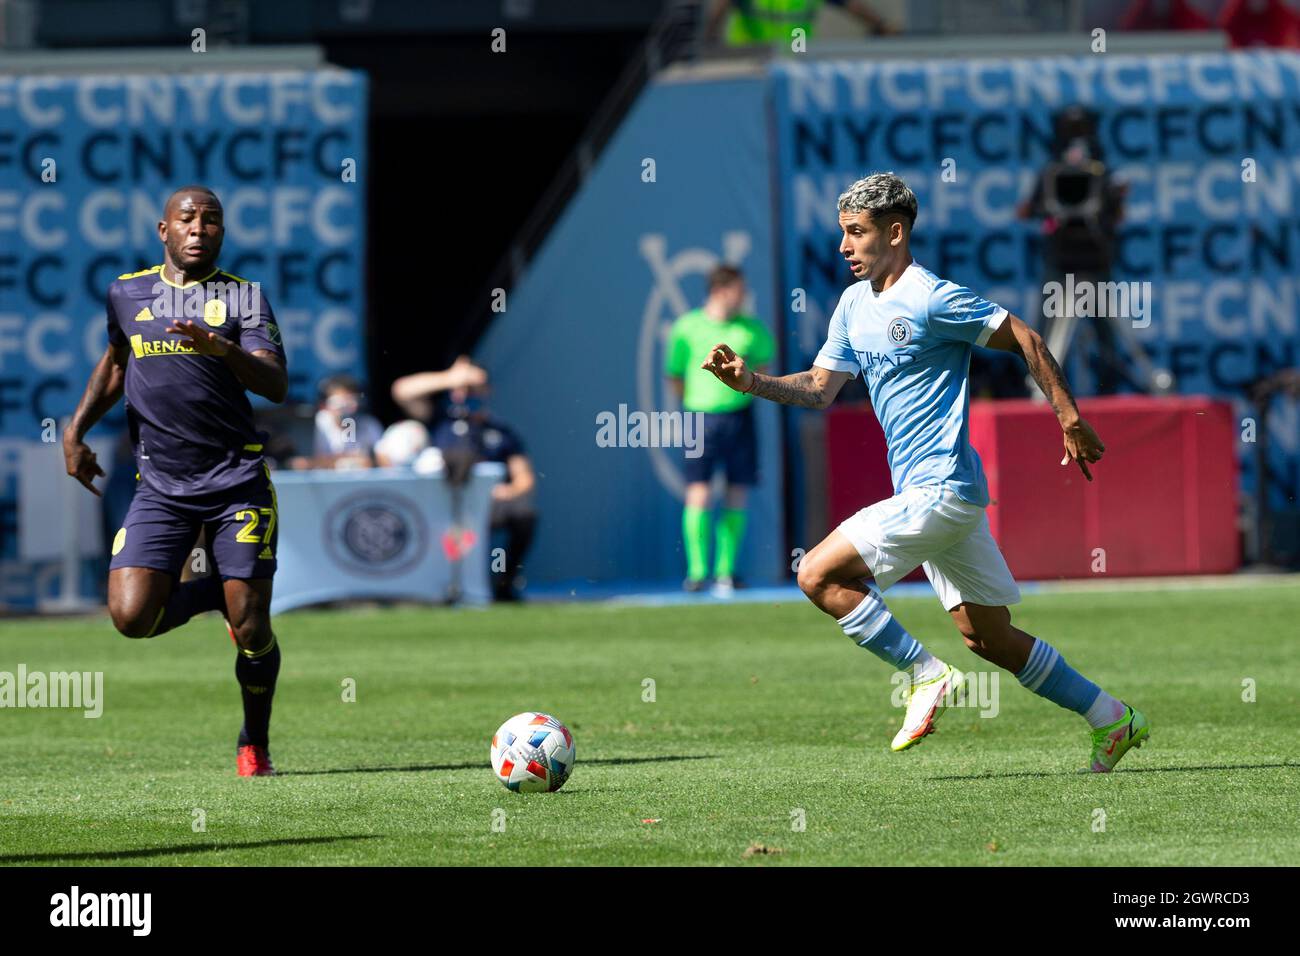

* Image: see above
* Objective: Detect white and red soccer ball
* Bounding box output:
[490,712,575,793]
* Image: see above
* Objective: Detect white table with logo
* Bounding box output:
[269,464,505,614]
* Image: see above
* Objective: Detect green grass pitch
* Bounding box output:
[2,584,1297,866]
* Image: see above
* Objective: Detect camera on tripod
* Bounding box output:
[1020,105,1174,396]
[1037,106,1120,275]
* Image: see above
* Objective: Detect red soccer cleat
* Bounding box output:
[236,744,276,777]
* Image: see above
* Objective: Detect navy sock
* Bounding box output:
[235,638,280,749]
[149,575,227,637]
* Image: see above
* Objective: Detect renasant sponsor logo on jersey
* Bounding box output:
[595,404,705,459]
[49,886,151,936]
[0,665,103,718]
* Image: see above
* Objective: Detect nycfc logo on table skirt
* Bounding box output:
[323,491,428,576]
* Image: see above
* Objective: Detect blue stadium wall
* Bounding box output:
[0,69,368,609]
[476,71,785,588]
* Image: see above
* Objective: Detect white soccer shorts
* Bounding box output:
[835,482,1021,611]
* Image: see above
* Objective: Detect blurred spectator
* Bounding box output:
[430,380,537,603]
[392,358,537,601]
[374,419,433,469]
[1218,0,1300,49]
[391,355,488,422]
[381,355,490,467]
[704,0,897,45]
[290,375,384,470]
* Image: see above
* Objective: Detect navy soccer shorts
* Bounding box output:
[109,466,279,580]
[680,407,758,486]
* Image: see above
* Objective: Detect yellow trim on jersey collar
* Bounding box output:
[159,266,221,289]
[117,264,163,281]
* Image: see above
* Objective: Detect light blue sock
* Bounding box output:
[837,588,923,670]
[1016,637,1104,716]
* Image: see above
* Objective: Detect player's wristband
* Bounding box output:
[742,374,757,395]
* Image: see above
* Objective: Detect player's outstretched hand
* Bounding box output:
[64,439,105,497]
[166,319,231,357]
[1061,418,1105,481]
[700,343,754,394]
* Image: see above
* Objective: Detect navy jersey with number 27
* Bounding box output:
[106,265,287,498]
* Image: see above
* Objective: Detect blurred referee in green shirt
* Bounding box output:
[704,0,897,46]
[665,265,775,596]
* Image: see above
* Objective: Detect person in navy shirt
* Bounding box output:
[429,381,537,602]
[63,185,288,777]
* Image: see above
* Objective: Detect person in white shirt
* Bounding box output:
[295,375,384,469]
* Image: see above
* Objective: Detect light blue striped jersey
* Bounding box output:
[813,261,1007,506]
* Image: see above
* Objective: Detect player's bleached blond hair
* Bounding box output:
[837,172,917,227]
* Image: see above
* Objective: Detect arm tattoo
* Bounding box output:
[748,370,827,409]
[1024,336,1078,421]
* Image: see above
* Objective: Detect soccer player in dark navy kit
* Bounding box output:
[62,186,288,776]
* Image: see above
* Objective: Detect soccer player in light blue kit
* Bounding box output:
[701,172,1149,772]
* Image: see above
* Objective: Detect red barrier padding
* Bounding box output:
[825,402,927,581]
[825,401,893,528]
[825,396,1240,581]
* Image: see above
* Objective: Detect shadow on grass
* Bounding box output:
[0,834,382,864]
[929,760,1300,782]
[277,754,717,777]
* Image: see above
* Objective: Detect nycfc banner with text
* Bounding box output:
[772,51,1300,514]
[0,68,368,608]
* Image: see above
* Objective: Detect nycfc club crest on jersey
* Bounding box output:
[888,318,912,346]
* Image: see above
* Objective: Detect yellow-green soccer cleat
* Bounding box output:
[1081,703,1150,773]
[891,664,966,752]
